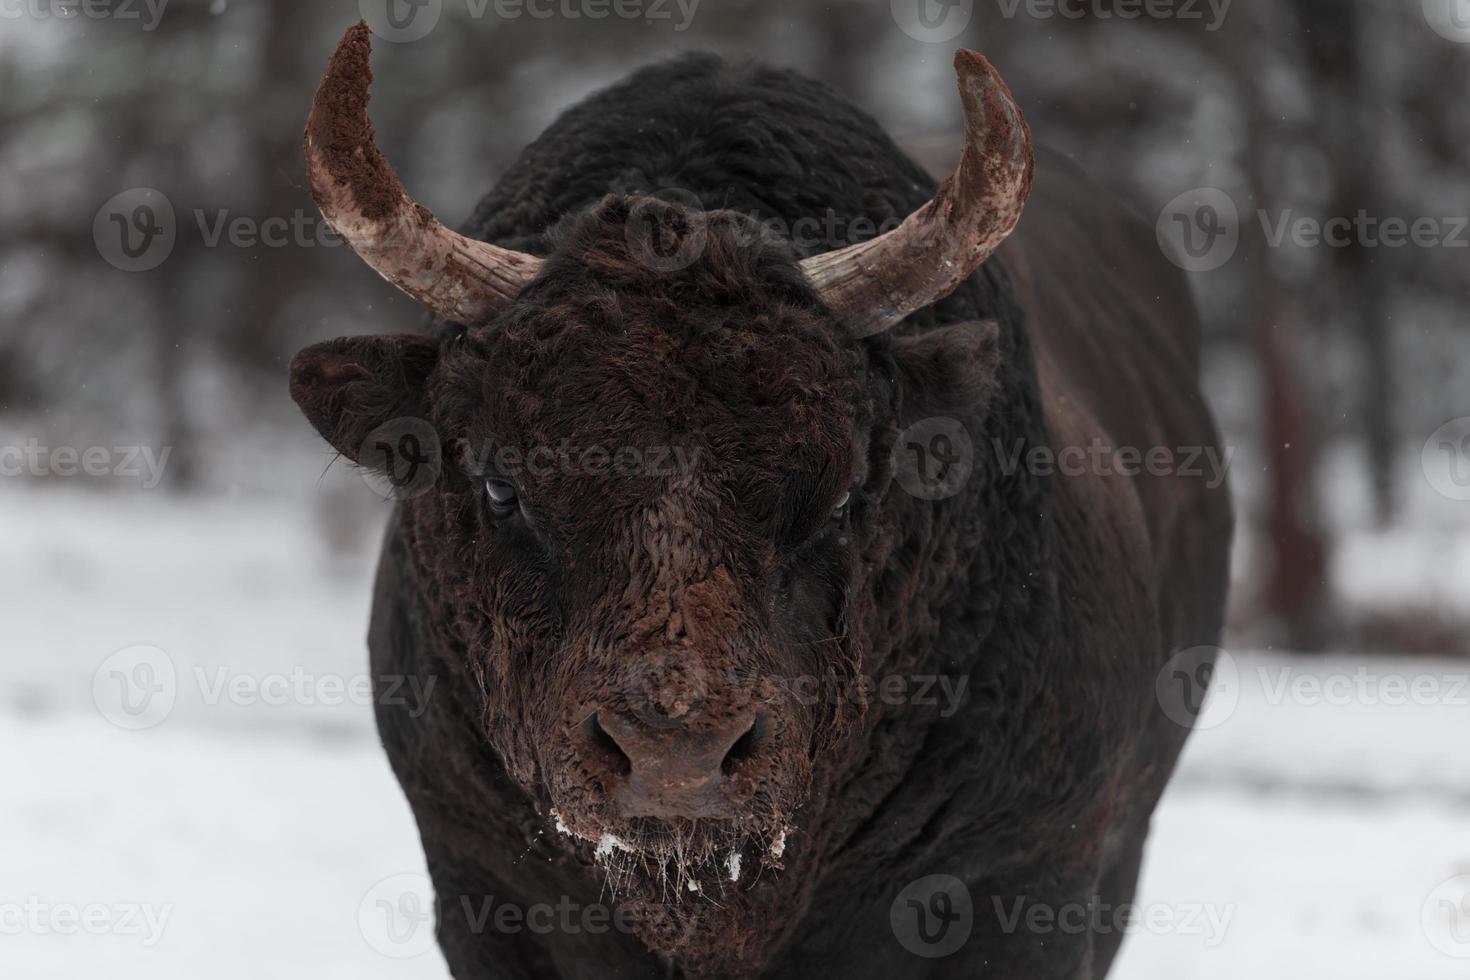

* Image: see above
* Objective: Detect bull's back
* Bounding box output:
[463,54,941,261]
[1004,149,1233,667]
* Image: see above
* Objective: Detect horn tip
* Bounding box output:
[329,21,375,90]
[304,20,405,223]
[951,48,1032,174]
[953,48,992,75]
[307,22,376,145]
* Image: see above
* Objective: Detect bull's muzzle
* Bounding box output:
[580,700,768,820]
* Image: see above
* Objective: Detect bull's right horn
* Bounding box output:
[304,22,541,325]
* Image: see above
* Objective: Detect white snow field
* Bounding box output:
[4,486,1469,978]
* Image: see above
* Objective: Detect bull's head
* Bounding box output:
[290,22,1031,967]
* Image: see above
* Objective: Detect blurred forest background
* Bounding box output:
[3,0,1468,655]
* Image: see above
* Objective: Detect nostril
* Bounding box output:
[721,712,767,775]
[582,712,632,778]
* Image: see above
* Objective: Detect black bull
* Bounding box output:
[293,38,1233,980]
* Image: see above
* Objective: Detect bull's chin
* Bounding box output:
[550,809,795,968]
[550,810,791,899]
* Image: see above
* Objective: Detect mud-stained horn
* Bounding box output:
[304,22,541,325]
[800,50,1035,338]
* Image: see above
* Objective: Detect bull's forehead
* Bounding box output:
[470,305,865,515]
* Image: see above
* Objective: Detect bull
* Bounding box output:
[290,22,1232,979]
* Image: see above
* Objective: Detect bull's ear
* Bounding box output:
[889,319,1001,424]
[288,334,439,463]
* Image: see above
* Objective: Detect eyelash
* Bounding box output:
[483,478,519,519]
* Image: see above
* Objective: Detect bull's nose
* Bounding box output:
[582,708,766,819]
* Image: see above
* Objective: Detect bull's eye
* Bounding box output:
[484,478,519,517]
[831,491,851,521]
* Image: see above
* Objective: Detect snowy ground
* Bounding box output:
[5,486,1470,978]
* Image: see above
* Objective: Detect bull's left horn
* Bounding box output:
[800,50,1034,337]
[305,22,540,324]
